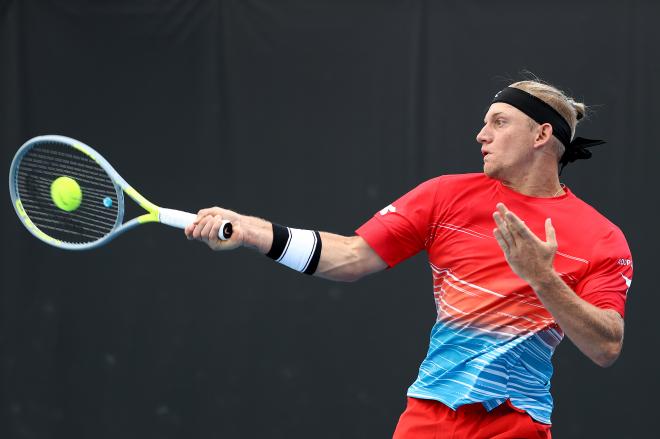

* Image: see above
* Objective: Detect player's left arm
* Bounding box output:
[492,203,624,368]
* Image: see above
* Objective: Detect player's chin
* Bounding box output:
[483,162,497,177]
[483,162,505,181]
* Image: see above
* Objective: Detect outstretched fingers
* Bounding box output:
[493,227,510,253]
[493,210,514,248]
[545,218,557,248]
[496,202,541,244]
[505,210,537,242]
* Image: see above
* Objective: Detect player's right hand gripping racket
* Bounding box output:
[8,135,232,250]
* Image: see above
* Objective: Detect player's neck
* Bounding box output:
[500,170,564,198]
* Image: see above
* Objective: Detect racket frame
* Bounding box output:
[9,135,188,250]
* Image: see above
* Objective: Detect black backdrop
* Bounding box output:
[1,1,658,438]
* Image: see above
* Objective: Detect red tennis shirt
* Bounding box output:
[355,173,632,423]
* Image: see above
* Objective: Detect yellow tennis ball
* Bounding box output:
[50,176,82,212]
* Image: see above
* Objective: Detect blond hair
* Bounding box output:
[509,80,587,158]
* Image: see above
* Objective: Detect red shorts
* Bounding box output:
[392,397,552,439]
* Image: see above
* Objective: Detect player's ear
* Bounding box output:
[534,123,553,147]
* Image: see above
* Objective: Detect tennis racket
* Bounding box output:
[8,134,232,250]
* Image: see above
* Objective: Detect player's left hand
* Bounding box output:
[492,202,557,287]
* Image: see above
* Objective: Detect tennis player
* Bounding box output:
[185,79,632,438]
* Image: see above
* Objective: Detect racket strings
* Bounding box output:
[19,156,115,187]
[15,141,120,243]
[16,174,117,217]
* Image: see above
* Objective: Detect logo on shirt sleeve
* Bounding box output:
[379,204,396,215]
[621,273,632,289]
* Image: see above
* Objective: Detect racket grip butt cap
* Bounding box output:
[218,220,233,240]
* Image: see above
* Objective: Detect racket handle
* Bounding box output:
[159,208,233,240]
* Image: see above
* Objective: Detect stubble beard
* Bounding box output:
[483,161,501,180]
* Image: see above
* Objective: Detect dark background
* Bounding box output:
[1,1,657,438]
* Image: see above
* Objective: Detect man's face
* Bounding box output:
[476,103,538,180]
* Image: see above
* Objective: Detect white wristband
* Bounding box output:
[266,224,322,275]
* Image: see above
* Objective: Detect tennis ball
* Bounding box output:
[50,176,82,212]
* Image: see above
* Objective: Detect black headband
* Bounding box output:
[492,87,605,172]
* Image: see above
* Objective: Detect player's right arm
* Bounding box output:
[184,207,387,282]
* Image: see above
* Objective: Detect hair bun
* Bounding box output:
[571,100,586,121]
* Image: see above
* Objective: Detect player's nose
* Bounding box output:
[476,125,491,144]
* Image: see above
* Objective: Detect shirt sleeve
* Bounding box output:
[355,177,441,267]
[575,229,632,318]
